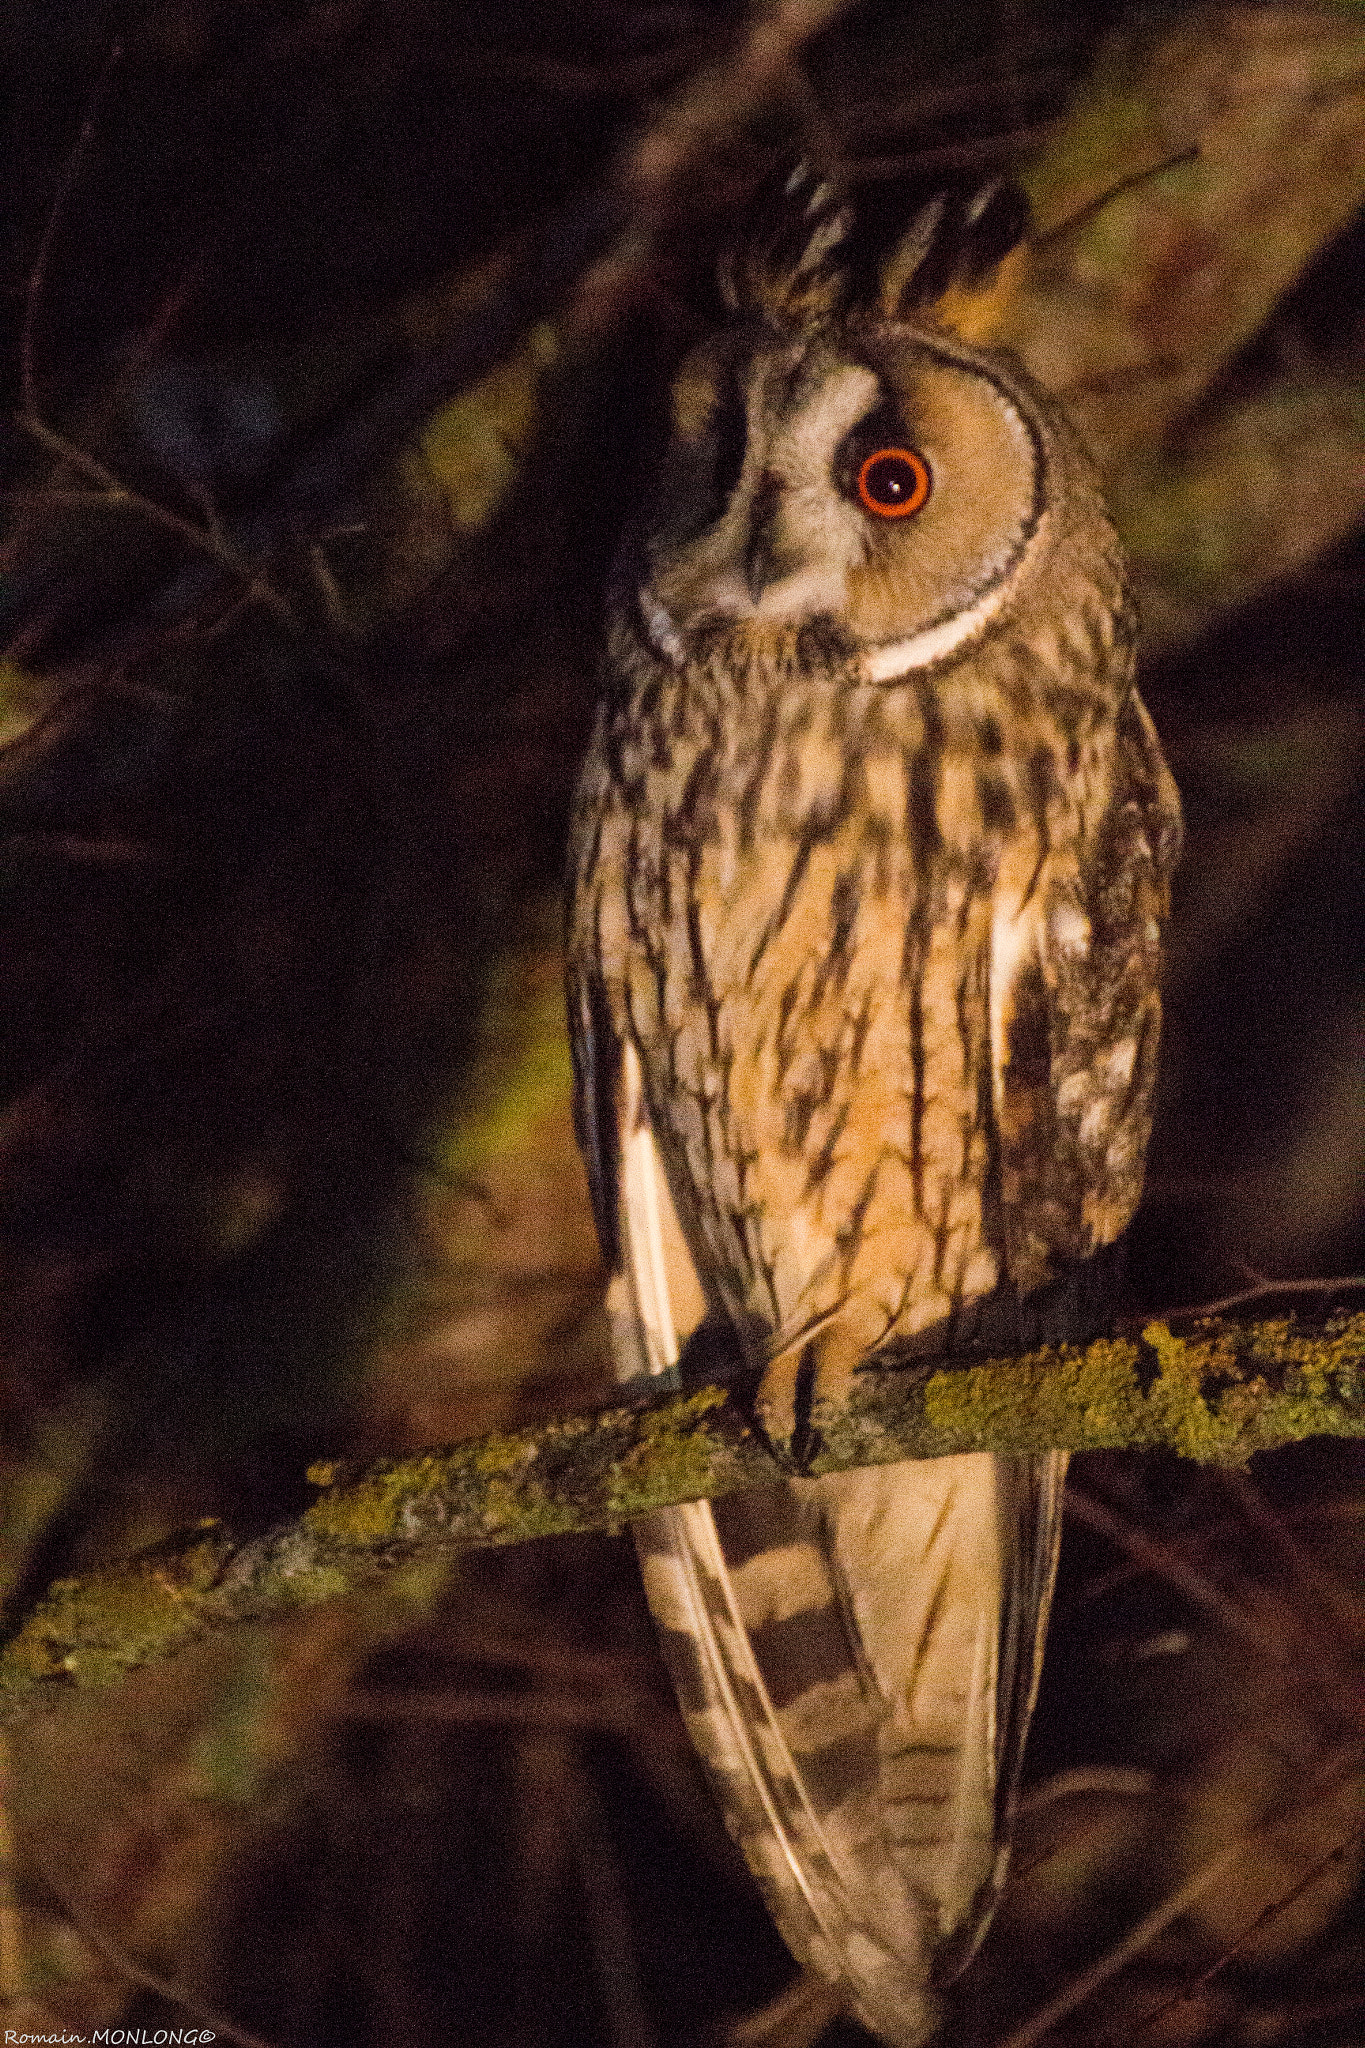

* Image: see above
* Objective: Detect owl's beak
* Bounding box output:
[643,461,842,644]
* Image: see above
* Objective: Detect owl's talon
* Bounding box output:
[753,1336,836,1472]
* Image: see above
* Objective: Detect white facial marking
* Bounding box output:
[746,363,877,619]
[860,580,1014,682]
[862,495,1050,683]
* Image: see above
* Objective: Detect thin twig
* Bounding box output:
[1220,1465,1365,1635]
[33,0,859,685]
[1008,1769,1155,1889]
[20,39,123,417]
[994,1840,1249,2048]
[994,1745,1365,2048]
[56,255,211,486]
[1063,1482,1300,1661]
[1014,1767,1155,1817]
[1182,1274,1365,1318]
[14,414,295,628]
[1129,1821,1365,2039]
[620,0,856,208]
[1031,144,1201,251]
[722,1971,845,2048]
[27,1859,278,2048]
[1061,1476,1365,1623]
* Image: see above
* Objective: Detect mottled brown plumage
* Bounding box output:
[566,172,1180,2045]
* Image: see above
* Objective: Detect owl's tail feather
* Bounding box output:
[609,1046,1065,2042]
[633,1451,1065,2048]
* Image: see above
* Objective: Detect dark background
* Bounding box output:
[1,3,1363,2043]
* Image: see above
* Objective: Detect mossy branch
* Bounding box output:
[2,1312,1363,1728]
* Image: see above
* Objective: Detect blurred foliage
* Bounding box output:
[0,0,1363,2042]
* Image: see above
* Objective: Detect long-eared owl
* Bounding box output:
[566,170,1181,2046]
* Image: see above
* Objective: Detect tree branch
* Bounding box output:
[2,1312,1362,1729]
[24,0,856,685]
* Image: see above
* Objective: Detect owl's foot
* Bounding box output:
[753,1321,864,1471]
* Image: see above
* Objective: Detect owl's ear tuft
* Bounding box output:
[718,159,853,327]
[881,180,1032,318]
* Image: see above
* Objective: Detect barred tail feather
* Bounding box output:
[635,1453,1064,2046]
[609,1045,1064,2042]
[634,1497,925,2037]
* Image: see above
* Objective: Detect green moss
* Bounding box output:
[1142,1321,1236,1462]
[418,320,559,534]
[470,1430,539,1479]
[919,1340,1147,1456]
[303,1452,453,1545]
[1140,1317,1365,1466]
[606,1385,737,1518]
[884,1319,1365,1468]
[458,1416,595,1541]
[5,1315,1364,1728]
[0,1527,233,1697]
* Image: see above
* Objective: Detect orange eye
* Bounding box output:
[855,446,931,518]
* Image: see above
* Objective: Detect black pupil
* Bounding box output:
[865,453,919,504]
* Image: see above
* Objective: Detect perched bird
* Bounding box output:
[566,169,1181,2045]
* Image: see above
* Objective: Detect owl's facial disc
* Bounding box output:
[636,329,1048,679]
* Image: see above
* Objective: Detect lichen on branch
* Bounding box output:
[1,1311,1362,1729]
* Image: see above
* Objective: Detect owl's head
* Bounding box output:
[625,169,1125,688]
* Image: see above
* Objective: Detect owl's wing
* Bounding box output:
[568,978,1064,2048]
[994,687,1183,1289]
